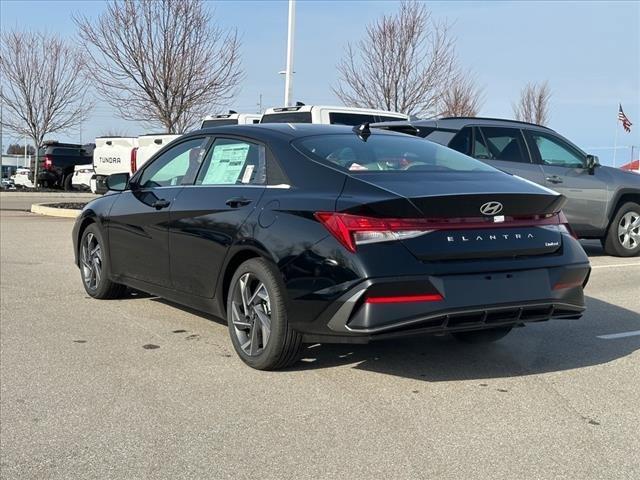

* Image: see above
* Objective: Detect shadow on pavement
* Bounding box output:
[289,296,640,380]
[580,239,608,258]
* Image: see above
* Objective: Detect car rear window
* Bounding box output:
[201,119,238,127]
[329,112,377,125]
[293,134,497,174]
[260,112,312,123]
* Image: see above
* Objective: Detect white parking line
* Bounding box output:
[597,330,640,340]
[591,263,640,269]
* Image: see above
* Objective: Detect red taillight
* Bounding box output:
[43,155,53,170]
[314,212,568,252]
[314,212,434,253]
[130,147,138,173]
[366,293,443,304]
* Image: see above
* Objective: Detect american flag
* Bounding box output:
[618,104,632,132]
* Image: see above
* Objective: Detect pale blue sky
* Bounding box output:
[1,0,639,165]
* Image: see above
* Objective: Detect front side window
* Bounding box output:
[478,127,530,163]
[196,138,266,185]
[138,137,209,188]
[530,133,585,168]
[293,134,497,173]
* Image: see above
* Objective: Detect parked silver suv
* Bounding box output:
[375,117,640,256]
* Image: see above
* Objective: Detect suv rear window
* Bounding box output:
[260,112,312,123]
[293,134,496,174]
[477,127,530,163]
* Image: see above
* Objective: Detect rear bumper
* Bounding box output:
[301,262,590,343]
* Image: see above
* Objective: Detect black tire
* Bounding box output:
[452,326,512,344]
[79,224,127,299]
[63,174,75,191]
[226,258,303,370]
[603,201,640,257]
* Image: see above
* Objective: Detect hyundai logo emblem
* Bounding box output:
[480,201,503,216]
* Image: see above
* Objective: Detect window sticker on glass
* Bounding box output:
[203,143,250,185]
[241,164,255,184]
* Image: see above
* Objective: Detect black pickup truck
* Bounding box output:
[37,142,94,190]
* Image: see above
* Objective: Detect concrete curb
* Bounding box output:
[30,203,81,218]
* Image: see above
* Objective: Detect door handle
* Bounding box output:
[225,197,253,208]
[545,175,563,184]
[151,199,170,210]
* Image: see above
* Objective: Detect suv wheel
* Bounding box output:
[227,258,303,370]
[603,202,640,257]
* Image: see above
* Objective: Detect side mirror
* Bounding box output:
[105,172,130,191]
[586,154,599,175]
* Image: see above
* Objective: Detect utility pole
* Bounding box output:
[283,0,296,106]
[257,93,263,114]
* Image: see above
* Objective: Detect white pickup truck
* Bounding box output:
[260,104,409,125]
[91,133,179,193]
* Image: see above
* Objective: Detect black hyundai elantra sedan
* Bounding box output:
[73,123,590,370]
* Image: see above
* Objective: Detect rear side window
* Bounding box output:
[260,112,312,123]
[448,127,472,156]
[196,138,265,185]
[293,134,496,174]
[478,127,530,163]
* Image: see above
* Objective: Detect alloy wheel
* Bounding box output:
[81,232,102,291]
[230,273,272,356]
[618,211,640,250]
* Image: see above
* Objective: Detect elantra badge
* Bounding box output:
[480,201,503,215]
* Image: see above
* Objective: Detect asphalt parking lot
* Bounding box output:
[1,210,638,479]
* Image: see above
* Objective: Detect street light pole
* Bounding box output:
[283,0,296,107]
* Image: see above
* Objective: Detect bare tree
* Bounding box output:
[332,1,458,118]
[439,73,484,117]
[513,81,552,126]
[0,30,91,181]
[75,0,243,133]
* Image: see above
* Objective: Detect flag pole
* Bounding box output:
[613,105,619,168]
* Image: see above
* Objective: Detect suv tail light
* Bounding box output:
[43,155,53,170]
[130,147,139,173]
[315,211,573,253]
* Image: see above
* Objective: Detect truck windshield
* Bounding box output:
[293,134,497,174]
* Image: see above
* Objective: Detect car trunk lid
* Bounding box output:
[336,171,567,260]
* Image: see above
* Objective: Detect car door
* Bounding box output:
[526,130,608,234]
[108,136,211,287]
[474,126,546,184]
[168,137,268,298]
